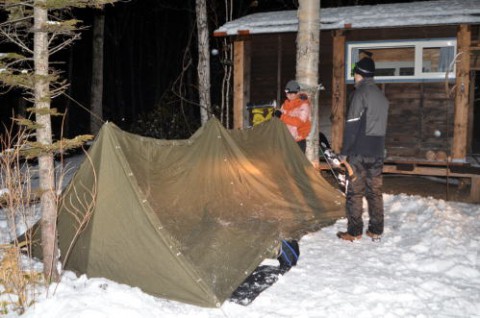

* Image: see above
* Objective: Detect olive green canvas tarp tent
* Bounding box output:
[57,117,344,307]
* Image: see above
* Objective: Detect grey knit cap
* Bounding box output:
[285,80,301,93]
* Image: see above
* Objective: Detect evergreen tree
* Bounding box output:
[0,0,117,283]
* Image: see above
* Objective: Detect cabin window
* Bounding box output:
[346,39,456,83]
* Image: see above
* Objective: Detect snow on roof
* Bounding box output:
[214,0,480,36]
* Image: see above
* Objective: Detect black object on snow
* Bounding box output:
[229,265,291,306]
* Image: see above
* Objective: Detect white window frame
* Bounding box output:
[346,38,457,83]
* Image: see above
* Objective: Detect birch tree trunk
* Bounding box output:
[90,10,105,135]
[296,0,320,164]
[196,0,211,124]
[34,0,60,282]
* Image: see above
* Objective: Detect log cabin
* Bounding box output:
[214,0,480,202]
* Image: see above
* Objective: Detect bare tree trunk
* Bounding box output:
[196,0,211,124]
[221,37,233,128]
[221,0,233,128]
[296,0,320,164]
[90,10,105,135]
[34,0,60,282]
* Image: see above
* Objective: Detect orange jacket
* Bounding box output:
[280,95,312,141]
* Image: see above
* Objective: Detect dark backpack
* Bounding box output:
[277,240,300,268]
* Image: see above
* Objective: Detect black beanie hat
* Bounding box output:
[354,57,375,78]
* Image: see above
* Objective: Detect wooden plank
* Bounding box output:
[383,164,473,178]
[233,39,251,129]
[383,164,480,203]
[452,24,471,160]
[386,147,420,157]
[324,151,480,200]
[331,30,345,153]
[384,158,468,166]
[471,176,480,202]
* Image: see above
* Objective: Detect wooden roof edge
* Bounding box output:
[213,31,227,37]
[214,29,251,37]
[214,23,478,38]
[237,29,250,35]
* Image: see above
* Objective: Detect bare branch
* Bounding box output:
[0,14,33,28]
[60,151,97,270]
[0,28,33,54]
[48,31,80,54]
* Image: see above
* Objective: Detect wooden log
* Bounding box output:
[233,39,251,129]
[436,151,448,161]
[452,24,471,160]
[425,150,436,160]
[331,30,345,153]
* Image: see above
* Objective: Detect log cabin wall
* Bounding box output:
[381,83,454,159]
[246,25,470,160]
[249,34,293,104]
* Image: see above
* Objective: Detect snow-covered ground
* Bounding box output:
[0,155,84,244]
[3,190,478,317]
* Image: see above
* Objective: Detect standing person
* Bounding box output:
[274,80,312,153]
[336,57,389,242]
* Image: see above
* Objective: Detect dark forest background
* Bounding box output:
[0,0,427,139]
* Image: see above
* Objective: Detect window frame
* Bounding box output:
[345,38,457,84]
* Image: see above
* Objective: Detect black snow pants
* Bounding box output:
[345,154,384,237]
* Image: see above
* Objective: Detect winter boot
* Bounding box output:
[366,230,381,242]
[336,231,362,242]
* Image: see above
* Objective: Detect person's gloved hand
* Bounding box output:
[274,110,283,118]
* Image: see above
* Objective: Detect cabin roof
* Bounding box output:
[214,0,480,36]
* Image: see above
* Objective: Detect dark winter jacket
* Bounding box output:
[341,77,389,157]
